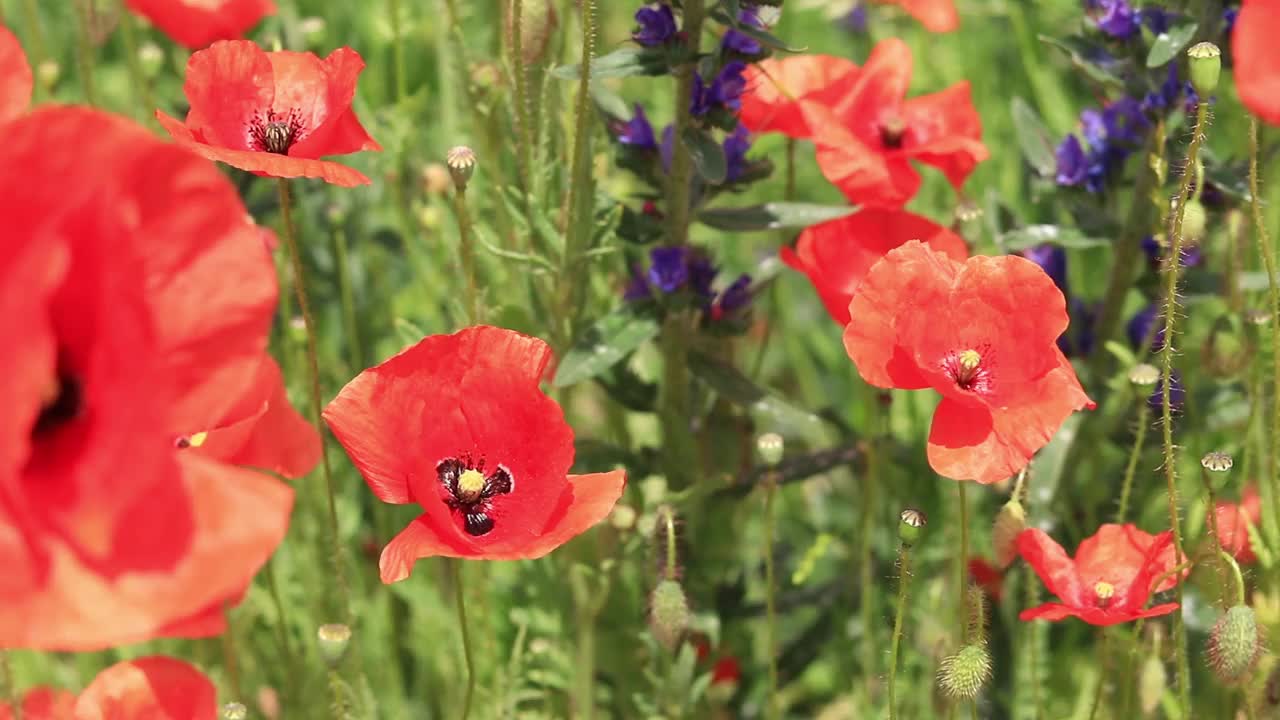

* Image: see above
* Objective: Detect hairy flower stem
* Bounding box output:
[665,0,706,248]
[1116,401,1151,523]
[764,472,780,720]
[1201,467,1228,606]
[555,0,597,345]
[1086,630,1109,720]
[887,541,914,720]
[957,481,971,643]
[451,559,477,720]
[276,179,351,623]
[509,0,533,190]
[452,185,481,324]
[72,0,98,106]
[220,604,244,701]
[264,558,300,705]
[1250,118,1280,535]
[1160,101,1211,715]
[112,0,155,123]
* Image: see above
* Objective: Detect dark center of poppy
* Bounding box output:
[437,455,515,537]
[941,348,992,394]
[879,117,907,149]
[249,111,304,155]
[32,368,82,439]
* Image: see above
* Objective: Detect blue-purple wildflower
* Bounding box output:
[723,125,752,182]
[619,104,658,150]
[633,3,678,47]
[722,6,765,55]
[1096,0,1140,39]
[691,62,748,117]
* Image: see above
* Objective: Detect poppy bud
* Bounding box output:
[1181,199,1207,244]
[316,623,353,668]
[445,146,477,191]
[652,505,683,581]
[610,504,637,531]
[756,432,784,466]
[138,42,164,79]
[992,498,1026,569]
[1138,655,1166,715]
[1128,363,1160,387]
[36,60,60,92]
[649,579,690,651]
[221,703,248,720]
[506,0,557,65]
[937,644,992,700]
[899,507,927,546]
[1187,42,1222,98]
[1207,605,1263,685]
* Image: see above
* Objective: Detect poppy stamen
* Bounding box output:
[942,348,992,393]
[249,111,304,155]
[437,456,515,537]
[879,116,907,149]
[174,431,209,450]
[1094,581,1115,606]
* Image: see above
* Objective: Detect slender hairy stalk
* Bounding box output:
[887,542,914,720]
[957,482,971,641]
[555,0,597,344]
[764,472,780,720]
[1201,466,1228,606]
[72,0,98,105]
[664,0,707,247]
[388,0,407,101]
[509,0,532,188]
[1159,100,1210,714]
[112,0,155,121]
[451,184,481,324]
[263,558,300,704]
[452,560,476,720]
[1116,401,1150,523]
[331,226,362,372]
[1250,118,1280,535]
[220,604,244,701]
[276,179,350,621]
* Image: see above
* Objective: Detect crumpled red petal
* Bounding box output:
[1234,0,1280,126]
[874,0,960,33]
[74,656,217,720]
[124,0,276,50]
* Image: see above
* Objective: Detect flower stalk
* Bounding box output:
[889,509,927,720]
[1117,395,1151,523]
[452,559,476,720]
[72,0,98,106]
[1249,117,1280,539]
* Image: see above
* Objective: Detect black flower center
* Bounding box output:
[438,455,515,537]
[250,111,304,155]
[879,117,907,149]
[32,366,82,439]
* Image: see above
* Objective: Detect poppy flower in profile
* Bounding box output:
[1233,0,1280,126]
[323,325,627,582]
[125,0,275,50]
[1017,524,1183,626]
[843,241,1093,483]
[0,656,216,720]
[157,40,380,187]
[1215,485,1263,564]
[0,106,293,650]
[781,208,968,325]
[0,24,32,125]
[872,0,959,32]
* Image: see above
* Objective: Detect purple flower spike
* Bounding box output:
[1055,135,1088,186]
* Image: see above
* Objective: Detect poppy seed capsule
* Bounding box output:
[1128,363,1160,387]
[316,623,353,668]
[446,146,477,190]
[899,508,927,546]
[992,499,1026,568]
[757,432,784,466]
[648,579,690,651]
[938,644,992,700]
[1202,451,1234,473]
[1207,605,1263,685]
[1187,42,1222,97]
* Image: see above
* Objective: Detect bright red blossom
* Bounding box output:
[158,40,380,187]
[740,41,987,207]
[1215,485,1263,564]
[0,107,293,650]
[1017,524,1183,626]
[323,326,627,582]
[0,24,32,125]
[781,208,968,325]
[873,0,959,32]
[843,241,1093,484]
[1234,0,1280,126]
[0,656,216,720]
[125,0,276,50]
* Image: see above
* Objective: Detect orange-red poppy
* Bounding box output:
[125,0,276,50]
[0,24,32,125]
[1233,0,1280,126]
[1215,485,1263,564]
[0,656,216,720]
[873,0,959,33]
[158,40,380,187]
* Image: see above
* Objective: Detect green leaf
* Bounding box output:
[687,351,825,437]
[698,203,855,231]
[681,126,727,185]
[999,224,1110,251]
[553,309,661,387]
[1027,413,1083,526]
[552,47,668,80]
[1011,97,1058,177]
[1038,35,1125,89]
[1146,22,1199,68]
[707,7,806,52]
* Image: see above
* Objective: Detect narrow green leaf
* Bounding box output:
[1038,35,1125,88]
[999,224,1110,251]
[698,202,855,231]
[688,351,825,436]
[1146,22,1199,68]
[1011,97,1058,177]
[553,309,661,387]
[552,47,668,80]
[681,126,727,185]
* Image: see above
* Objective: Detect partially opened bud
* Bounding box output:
[649,579,690,650]
[938,644,992,700]
[1181,199,1207,244]
[506,0,557,64]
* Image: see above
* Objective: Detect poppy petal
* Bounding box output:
[1234,0,1280,126]
[0,25,32,125]
[901,82,988,189]
[876,0,960,33]
[125,0,276,49]
[805,103,921,207]
[379,514,466,583]
[1016,528,1085,607]
[740,55,861,137]
[182,39,275,152]
[74,657,217,720]
[0,687,76,720]
[1018,602,1080,623]
[196,357,320,478]
[832,38,912,130]
[289,48,381,157]
[530,470,627,552]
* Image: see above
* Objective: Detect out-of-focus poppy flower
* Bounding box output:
[125,0,276,50]
[1233,0,1280,126]
[1017,524,1183,626]
[0,106,293,650]
[323,326,627,582]
[969,557,1004,603]
[843,241,1093,483]
[712,656,742,686]
[872,0,959,32]
[1215,485,1263,564]
[157,40,380,187]
[0,24,32,125]
[0,656,216,720]
[739,54,860,136]
[781,209,968,324]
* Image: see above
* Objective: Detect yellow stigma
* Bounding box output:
[457,469,486,500]
[1094,581,1115,601]
[959,349,982,371]
[188,431,208,448]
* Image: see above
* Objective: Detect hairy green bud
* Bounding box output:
[648,579,690,651]
[938,644,992,700]
[992,499,1026,568]
[1207,605,1263,685]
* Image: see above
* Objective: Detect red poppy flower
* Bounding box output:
[0,106,292,650]
[1,656,216,720]
[157,40,380,187]
[1234,0,1280,126]
[843,241,1093,483]
[781,208,968,325]
[1017,524,1184,626]
[739,54,860,136]
[125,0,276,50]
[1215,485,1263,564]
[0,24,32,125]
[712,656,742,686]
[872,0,959,33]
[968,557,1004,604]
[323,325,627,582]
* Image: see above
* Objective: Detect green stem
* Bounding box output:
[555,0,597,345]
[0,650,18,720]
[509,0,532,189]
[1086,630,1109,720]
[664,0,706,248]
[263,558,299,705]
[19,0,47,100]
[957,481,971,642]
[389,0,407,101]
[1116,401,1150,523]
[72,0,98,106]
[1219,550,1246,607]
[764,472,780,720]
[662,506,678,580]
[452,185,481,324]
[452,559,476,720]
[220,604,243,702]
[276,179,351,622]
[1249,118,1280,542]
[887,542,914,720]
[1160,101,1210,715]
[1201,466,1228,607]
[331,226,362,371]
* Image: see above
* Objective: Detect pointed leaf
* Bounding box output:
[1146,22,1199,68]
[1000,224,1109,251]
[553,309,660,387]
[553,47,668,80]
[681,126,727,185]
[1011,97,1058,177]
[688,351,824,437]
[698,203,855,231]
